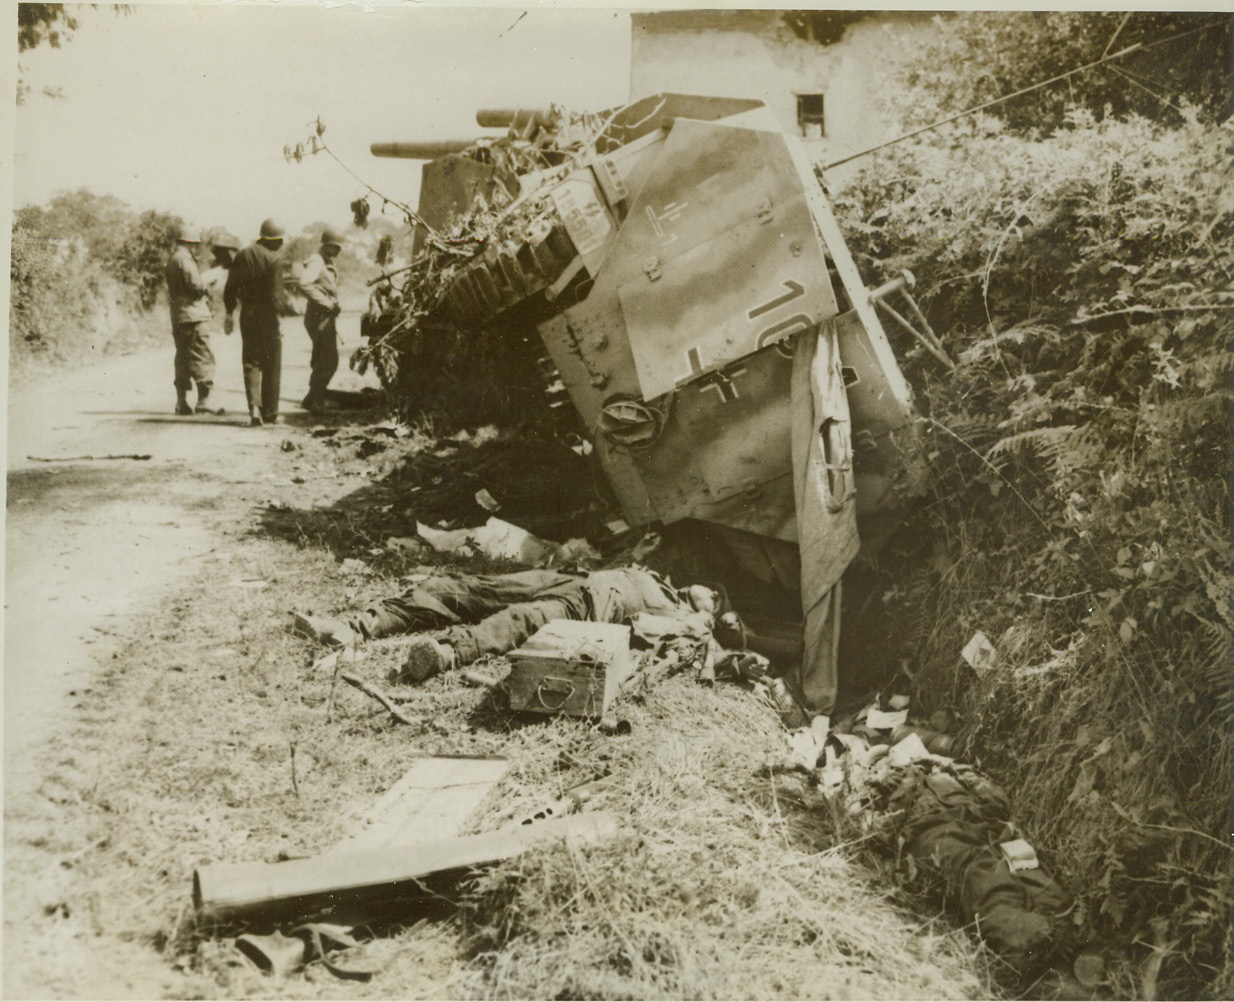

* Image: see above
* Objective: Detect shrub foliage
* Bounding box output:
[9,190,185,374]
[834,111,1232,997]
[891,12,1233,133]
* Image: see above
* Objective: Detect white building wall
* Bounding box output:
[630,11,930,176]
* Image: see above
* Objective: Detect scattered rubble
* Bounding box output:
[194,534,1075,993]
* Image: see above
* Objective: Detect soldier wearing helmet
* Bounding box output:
[298,226,345,414]
[224,218,287,426]
[201,232,240,302]
[208,233,240,271]
[165,224,217,416]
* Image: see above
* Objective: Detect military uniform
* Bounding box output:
[341,567,696,667]
[224,242,284,423]
[867,758,1073,975]
[165,243,215,412]
[299,251,341,411]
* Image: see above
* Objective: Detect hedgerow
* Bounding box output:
[833,110,1232,997]
[9,192,185,376]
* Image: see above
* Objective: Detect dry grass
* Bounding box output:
[456,679,987,1000]
[21,430,993,1000]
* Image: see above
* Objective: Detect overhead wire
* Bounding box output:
[1103,65,1190,118]
[1101,12,1133,58]
[820,16,1230,172]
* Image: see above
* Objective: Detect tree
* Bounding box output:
[17,3,79,52]
[17,4,132,102]
[115,209,184,310]
[893,12,1233,135]
[33,188,131,263]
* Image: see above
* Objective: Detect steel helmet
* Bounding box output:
[259,218,285,241]
[320,226,344,249]
[176,225,201,243]
[211,233,240,251]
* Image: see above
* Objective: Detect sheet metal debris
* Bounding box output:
[334,756,510,852]
[194,812,619,924]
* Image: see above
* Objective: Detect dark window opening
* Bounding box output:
[797,93,825,138]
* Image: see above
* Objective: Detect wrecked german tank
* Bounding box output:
[365,94,930,720]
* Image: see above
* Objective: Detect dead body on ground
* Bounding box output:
[190,93,1102,996]
[292,559,749,685]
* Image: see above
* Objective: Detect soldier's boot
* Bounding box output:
[194,383,219,415]
[302,386,333,415]
[390,637,456,685]
[175,390,193,416]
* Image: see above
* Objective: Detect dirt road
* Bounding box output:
[4,314,376,997]
[3,315,991,1001]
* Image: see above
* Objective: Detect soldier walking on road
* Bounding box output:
[165,225,217,416]
[299,227,344,414]
[224,218,286,427]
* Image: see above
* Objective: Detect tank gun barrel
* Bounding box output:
[475,108,553,129]
[370,140,479,159]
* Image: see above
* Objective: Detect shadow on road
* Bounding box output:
[255,427,601,563]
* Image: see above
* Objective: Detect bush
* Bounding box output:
[9,192,186,376]
[10,210,113,368]
[113,209,183,310]
[885,12,1233,135]
[833,112,1233,997]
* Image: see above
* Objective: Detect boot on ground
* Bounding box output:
[175,393,193,416]
[392,636,456,685]
[292,613,357,648]
[194,385,220,415]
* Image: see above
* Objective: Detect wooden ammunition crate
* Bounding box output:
[505,620,634,719]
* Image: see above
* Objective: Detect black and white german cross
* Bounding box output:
[679,346,748,403]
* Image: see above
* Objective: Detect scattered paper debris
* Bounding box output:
[416,517,590,568]
[961,631,998,673]
[887,731,931,767]
[475,488,501,513]
[866,707,909,730]
[999,838,1040,871]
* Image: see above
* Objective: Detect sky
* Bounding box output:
[8,0,1221,241]
[10,3,633,240]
